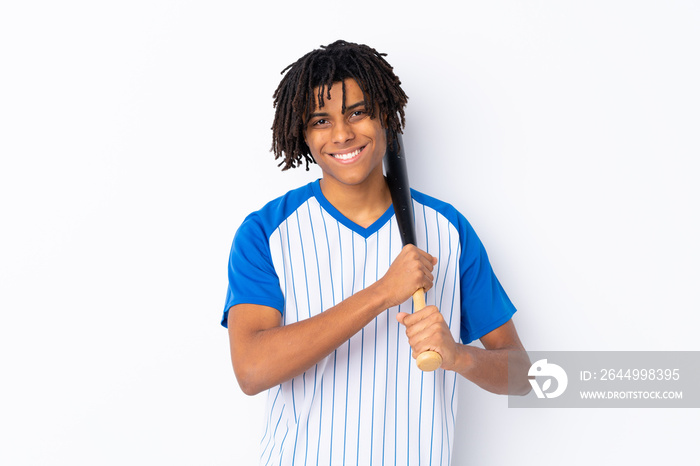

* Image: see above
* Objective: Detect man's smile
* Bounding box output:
[329,145,366,162]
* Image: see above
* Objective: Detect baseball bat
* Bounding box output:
[384,131,443,372]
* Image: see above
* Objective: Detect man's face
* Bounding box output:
[303,79,387,190]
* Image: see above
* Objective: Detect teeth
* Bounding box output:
[332,148,362,160]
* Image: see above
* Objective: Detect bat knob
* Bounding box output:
[416,350,443,372]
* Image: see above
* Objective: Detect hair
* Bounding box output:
[271,40,408,170]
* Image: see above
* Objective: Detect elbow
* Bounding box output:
[229,343,273,395]
[510,379,533,396]
[237,379,265,397]
[510,352,533,396]
[236,373,267,396]
[232,363,271,396]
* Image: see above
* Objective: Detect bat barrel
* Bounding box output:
[384,133,416,247]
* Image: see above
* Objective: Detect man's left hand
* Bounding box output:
[396,306,458,371]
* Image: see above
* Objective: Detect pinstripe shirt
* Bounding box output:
[222,180,516,465]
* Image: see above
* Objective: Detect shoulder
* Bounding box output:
[410,188,473,236]
[237,180,317,240]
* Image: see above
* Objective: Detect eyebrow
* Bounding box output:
[306,100,367,123]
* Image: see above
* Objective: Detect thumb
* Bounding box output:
[396,312,409,325]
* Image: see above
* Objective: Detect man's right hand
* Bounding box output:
[374,244,437,309]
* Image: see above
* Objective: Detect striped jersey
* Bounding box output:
[222,179,516,465]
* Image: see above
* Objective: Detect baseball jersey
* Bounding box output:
[222,179,516,465]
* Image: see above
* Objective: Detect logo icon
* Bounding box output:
[528,359,568,399]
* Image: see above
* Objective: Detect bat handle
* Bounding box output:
[412,289,443,372]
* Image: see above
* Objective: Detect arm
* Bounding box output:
[397,309,531,395]
[228,245,437,396]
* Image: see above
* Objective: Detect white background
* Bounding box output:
[1,1,698,465]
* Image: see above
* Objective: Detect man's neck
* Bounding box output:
[319,173,392,229]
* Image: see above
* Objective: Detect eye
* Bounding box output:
[349,109,367,121]
[310,118,329,127]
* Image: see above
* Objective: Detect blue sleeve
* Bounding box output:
[220,214,285,328]
[458,213,517,344]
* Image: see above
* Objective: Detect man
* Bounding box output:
[222,40,529,465]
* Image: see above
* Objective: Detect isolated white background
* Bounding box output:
[1,1,698,465]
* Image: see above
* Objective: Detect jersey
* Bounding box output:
[221,179,516,465]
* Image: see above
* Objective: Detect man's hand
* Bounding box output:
[396,305,458,371]
[375,245,437,309]
[397,308,530,394]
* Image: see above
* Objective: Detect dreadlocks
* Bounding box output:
[271,40,408,171]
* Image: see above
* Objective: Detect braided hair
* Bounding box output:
[271,40,408,170]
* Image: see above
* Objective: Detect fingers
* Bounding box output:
[410,245,437,270]
[396,306,454,363]
[401,244,436,266]
[399,305,442,333]
[396,311,409,325]
[377,245,438,308]
[402,245,437,292]
[419,262,434,292]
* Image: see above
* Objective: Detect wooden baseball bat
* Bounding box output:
[384,131,443,372]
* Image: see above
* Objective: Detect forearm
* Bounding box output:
[451,344,531,395]
[229,281,391,395]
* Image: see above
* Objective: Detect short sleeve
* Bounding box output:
[458,214,517,343]
[220,214,285,328]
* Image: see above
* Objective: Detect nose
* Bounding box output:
[331,119,354,144]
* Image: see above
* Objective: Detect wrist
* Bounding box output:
[450,344,476,374]
[366,279,396,310]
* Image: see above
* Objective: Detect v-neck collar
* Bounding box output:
[311,179,395,238]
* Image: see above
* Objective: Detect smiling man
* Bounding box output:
[222,40,529,465]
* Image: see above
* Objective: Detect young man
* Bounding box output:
[222,40,529,465]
